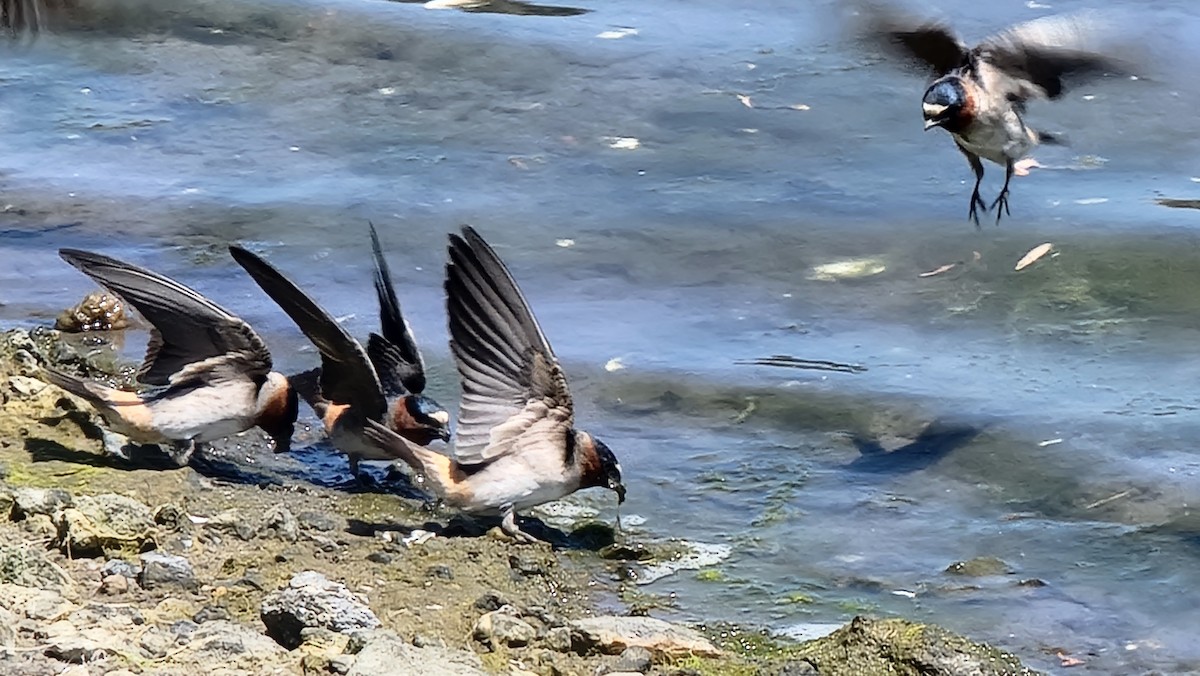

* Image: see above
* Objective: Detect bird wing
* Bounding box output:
[445,226,574,467]
[851,1,968,76]
[58,249,272,388]
[229,246,387,420]
[368,222,427,396]
[977,11,1136,101]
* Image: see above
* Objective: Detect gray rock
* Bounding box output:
[366,551,393,565]
[473,590,510,612]
[261,505,299,543]
[99,574,129,596]
[613,645,653,673]
[260,571,381,649]
[101,558,140,579]
[544,626,572,653]
[8,375,47,397]
[13,487,73,518]
[569,616,722,658]
[347,630,488,676]
[139,626,175,658]
[54,493,156,558]
[138,552,198,591]
[204,509,258,541]
[426,564,453,580]
[23,591,75,622]
[298,511,343,532]
[508,553,547,577]
[45,628,125,664]
[0,543,71,590]
[473,610,536,648]
[193,605,233,624]
[187,620,289,665]
[330,654,357,674]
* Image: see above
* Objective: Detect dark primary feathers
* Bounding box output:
[855,2,1136,100]
[368,222,426,396]
[446,225,574,466]
[58,249,273,387]
[228,246,387,420]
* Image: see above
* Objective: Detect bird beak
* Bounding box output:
[923,118,941,131]
[609,479,627,505]
[438,427,451,443]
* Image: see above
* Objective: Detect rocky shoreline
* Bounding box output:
[0,326,1042,675]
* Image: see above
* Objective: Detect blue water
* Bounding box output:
[4,0,1200,672]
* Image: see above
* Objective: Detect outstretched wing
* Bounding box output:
[59,248,271,387]
[445,226,573,466]
[229,246,387,420]
[368,222,427,396]
[851,1,968,76]
[978,11,1137,101]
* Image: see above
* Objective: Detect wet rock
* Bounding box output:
[473,610,537,648]
[346,630,488,676]
[599,542,653,561]
[138,551,198,591]
[55,291,129,332]
[0,543,71,590]
[193,605,233,624]
[569,616,722,658]
[797,616,1041,676]
[613,645,653,673]
[508,553,548,577]
[260,570,381,649]
[99,574,129,595]
[545,626,572,652]
[261,505,300,542]
[12,487,73,519]
[945,557,1011,577]
[53,493,156,558]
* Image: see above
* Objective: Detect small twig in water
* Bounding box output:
[736,355,867,374]
[1084,489,1134,510]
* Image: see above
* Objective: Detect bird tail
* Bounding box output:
[360,418,452,496]
[40,367,110,408]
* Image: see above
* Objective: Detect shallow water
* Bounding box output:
[4,0,1200,671]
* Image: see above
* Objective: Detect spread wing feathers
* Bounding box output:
[851,1,967,75]
[368,222,427,394]
[228,246,387,419]
[978,12,1134,100]
[445,226,573,466]
[58,248,271,387]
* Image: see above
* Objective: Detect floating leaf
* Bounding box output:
[1015,243,1053,271]
[918,262,959,278]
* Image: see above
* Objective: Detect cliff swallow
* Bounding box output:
[41,249,298,465]
[856,2,1137,226]
[228,228,450,481]
[359,225,626,543]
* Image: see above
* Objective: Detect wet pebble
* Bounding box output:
[944,557,1010,577]
[55,291,128,332]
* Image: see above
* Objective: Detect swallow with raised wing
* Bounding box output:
[228,227,449,481]
[359,225,625,543]
[40,249,299,465]
[856,2,1138,226]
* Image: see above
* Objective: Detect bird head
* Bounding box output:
[579,434,626,504]
[403,394,452,443]
[922,78,967,131]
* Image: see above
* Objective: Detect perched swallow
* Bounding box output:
[856,2,1137,226]
[228,228,450,481]
[359,225,625,543]
[41,249,299,465]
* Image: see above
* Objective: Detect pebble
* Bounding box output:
[366,551,393,565]
[261,505,299,543]
[545,626,572,652]
[260,571,381,649]
[99,574,128,595]
[138,552,199,591]
[613,645,653,673]
[473,610,536,648]
[12,487,72,518]
[193,605,234,624]
[298,511,343,532]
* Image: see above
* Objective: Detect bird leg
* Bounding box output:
[990,160,1014,224]
[957,145,987,229]
[347,455,377,487]
[500,504,540,545]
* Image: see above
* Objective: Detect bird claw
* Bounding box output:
[968,191,987,229]
[990,189,1011,224]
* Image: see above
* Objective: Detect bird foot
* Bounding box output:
[968,190,988,229]
[990,189,1011,224]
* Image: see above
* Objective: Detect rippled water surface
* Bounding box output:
[4,0,1200,672]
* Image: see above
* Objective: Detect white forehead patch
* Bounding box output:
[430,411,450,425]
[923,103,948,118]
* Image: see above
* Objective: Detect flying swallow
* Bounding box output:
[855,2,1138,226]
[359,225,626,543]
[40,249,299,465]
[228,228,450,481]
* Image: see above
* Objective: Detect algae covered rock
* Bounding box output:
[55,291,129,333]
[52,493,156,558]
[797,616,1041,676]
